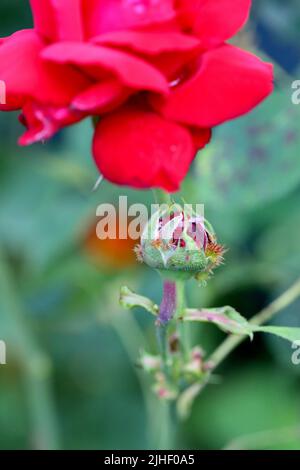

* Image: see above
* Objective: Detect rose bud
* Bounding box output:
[135,204,225,282]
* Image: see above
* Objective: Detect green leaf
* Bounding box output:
[183,307,254,339]
[196,88,300,210]
[119,286,159,315]
[184,307,300,344]
[253,326,300,344]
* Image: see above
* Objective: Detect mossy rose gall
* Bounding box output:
[135,204,224,282]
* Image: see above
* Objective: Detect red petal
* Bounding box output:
[178,0,251,47]
[29,0,57,42]
[150,44,274,128]
[19,101,84,145]
[83,0,175,37]
[191,128,212,150]
[93,30,201,55]
[72,80,131,113]
[0,30,40,108]
[30,0,84,41]
[93,30,201,80]
[0,30,88,107]
[53,0,84,41]
[93,106,195,192]
[42,42,169,94]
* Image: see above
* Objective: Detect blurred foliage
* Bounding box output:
[194,89,300,211]
[255,0,300,44]
[0,0,300,451]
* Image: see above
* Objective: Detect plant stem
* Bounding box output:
[152,189,172,205]
[209,277,300,372]
[175,280,185,317]
[109,310,159,449]
[158,280,177,325]
[155,278,187,449]
[156,280,176,383]
[151,189,181,448]
[176,280,189,361]
[159,401,177,450]
[0,250,60,450]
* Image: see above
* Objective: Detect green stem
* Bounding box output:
[159,401,176,450]
[175,280,189,362]
[176,277,300,419]
[209,277,300,372]
[156,323,169,364]
[156,279,190,447]
[109,310,160,449]
[152,189,172,205]
[0,251,60,450]
[151,189,185,448]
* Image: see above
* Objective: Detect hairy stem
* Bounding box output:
[156,280,177,381]
[158,280,177,325]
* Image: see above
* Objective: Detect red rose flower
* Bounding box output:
[0,0,273,192]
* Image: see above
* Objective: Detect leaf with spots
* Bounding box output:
[196,87,300,210]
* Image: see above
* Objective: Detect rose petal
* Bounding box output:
[19,101,85,145]
[150,44,274,127]
[72,80,131,113]
[93,106,196,192]
[42,42,169,94]
[83,0,176,37]
[29,0,57,42]
[0,30,88,107]
[30,0,84,41]
[178,0,251,47]
[191,128,212,150]
[93,30,201,55]
[53,0,84,41]
[0,30,41,108]
[93,30,202,80]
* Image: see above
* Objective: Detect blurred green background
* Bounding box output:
[0,0,300,450]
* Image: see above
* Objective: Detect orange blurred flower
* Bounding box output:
[84,218,137,269]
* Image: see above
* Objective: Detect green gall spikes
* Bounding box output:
[135,203,225,281]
